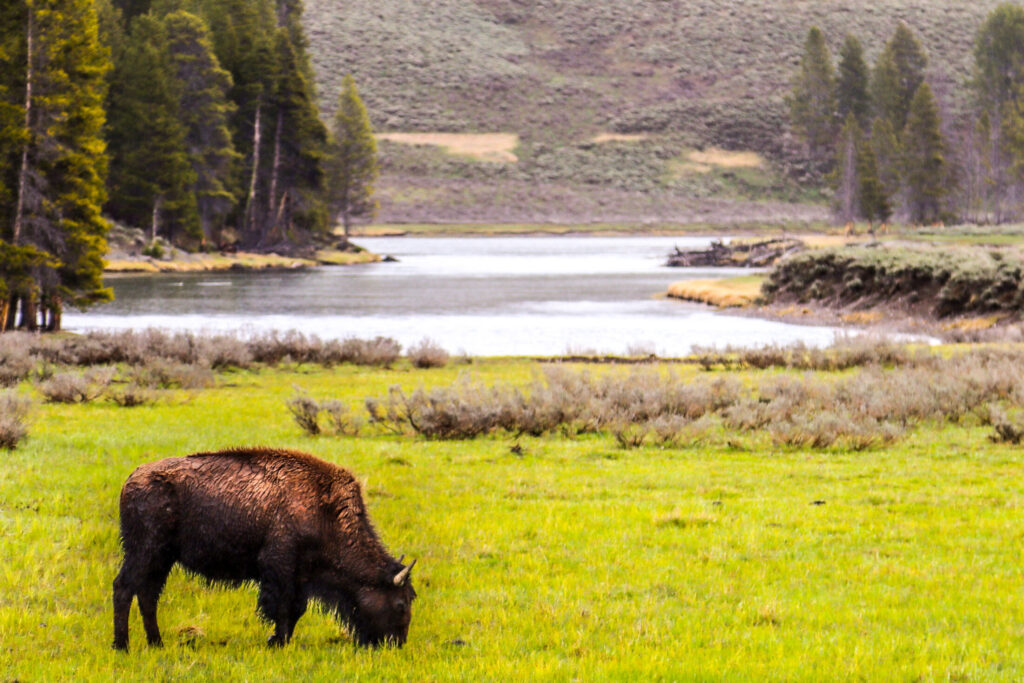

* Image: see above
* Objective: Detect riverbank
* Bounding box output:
[104,248,380,273]
[666,276,764,308]
[354,220,832,237]
[668,273,1016,343]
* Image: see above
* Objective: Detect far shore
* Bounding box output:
[352,220,832,237]
[666,274,1006,341]
[104,248,380,274]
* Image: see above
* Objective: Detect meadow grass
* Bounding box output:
[2,359,1024,680]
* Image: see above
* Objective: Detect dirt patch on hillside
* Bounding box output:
[377,132,519,162]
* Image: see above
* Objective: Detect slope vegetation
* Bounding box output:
[304,0,1006,224]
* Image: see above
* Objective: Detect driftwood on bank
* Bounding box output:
[666,238,804,267]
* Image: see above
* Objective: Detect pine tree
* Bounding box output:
[833,115,860,224]
[7,0,113,330]
[974,4,1024,111]
[973,4,1024,222]
[326,74,379,238]
[872,23,928,133]
[197,0,277,243]
[857,133,891,228]
[106,14,198,243]
[261,27,328,245]
[871,115,902,205]
[833,115,891,228]
[902,82,948,224]
[787,26,837,168]
[836,35,871,129]
[163,10,238,246]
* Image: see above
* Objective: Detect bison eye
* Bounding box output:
[395,599,406,610]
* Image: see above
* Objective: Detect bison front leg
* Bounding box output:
[257,546,300,646]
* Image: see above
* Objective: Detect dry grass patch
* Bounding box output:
[590,132,649,143]
[687,147,763,169]
[942,316,1002,332]
[314,249,381,266]
[105,252,318,273]
[841,311,884,325]
[377,132,519,162]
[667,147,766,176]
[667,277,763,307]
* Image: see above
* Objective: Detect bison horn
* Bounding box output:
[393,558,416,586]
[397,554,405,565]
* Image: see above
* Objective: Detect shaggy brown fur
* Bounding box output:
[112,447,416,650]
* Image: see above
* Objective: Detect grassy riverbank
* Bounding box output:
[105,249,380,273]
[666,275,764,307]
[3,354,1024,680]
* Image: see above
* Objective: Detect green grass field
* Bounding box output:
[3,358,1024,680]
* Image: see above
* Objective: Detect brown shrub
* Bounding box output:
[0,391,31,449]
[38,368,114,404]
[108,383,158,407]
[407,338,450,368]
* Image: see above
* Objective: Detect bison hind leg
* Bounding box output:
[112,552,175,649]
[112,567,135,650]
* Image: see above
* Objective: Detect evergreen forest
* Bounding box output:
[0,0,376,331]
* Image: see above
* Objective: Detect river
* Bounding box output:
[66,235,850,356]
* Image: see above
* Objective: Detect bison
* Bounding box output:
[112,447,416,650]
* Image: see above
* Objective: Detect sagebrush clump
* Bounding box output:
[332,346,1024,449]
[0,391,32,449]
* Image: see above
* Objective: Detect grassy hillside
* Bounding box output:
[304,0,1011,224]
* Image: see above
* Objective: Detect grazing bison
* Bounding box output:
[112,448,416,650]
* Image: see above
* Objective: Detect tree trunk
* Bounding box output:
[243,103,263,244]
[266,108,284,242]
[4,297,16,332]
[21,296,37,332]
[150,195,163,243]
[12,8,35,245]
[45,297,61,332]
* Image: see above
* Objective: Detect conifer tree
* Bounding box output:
[872,23,928,133]
[326,74,379,238]
[106,14,198,243]
[974,4,1024,111]
[902,83,948,224]
[6,0,113,330]
[857,134,891,228]
[833,115,891,228]
[787,26,837,168]
[197,0,277,242]
[973,4,1024,221]
[261,27,328,245]
[871,115,902,202]
[833,116,860,224]
[836,35,871,129]
[163,10,238,246]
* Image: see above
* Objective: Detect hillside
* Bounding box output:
[303,0,1012,225]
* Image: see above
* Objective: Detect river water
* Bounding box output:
[65,235,850,356]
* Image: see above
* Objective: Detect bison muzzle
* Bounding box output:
[112,448,416,650]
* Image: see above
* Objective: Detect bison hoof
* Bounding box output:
[267,634,286,647]
[112,640,128,651]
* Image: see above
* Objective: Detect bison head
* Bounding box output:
[350,559,417,647]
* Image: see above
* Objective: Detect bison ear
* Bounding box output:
[392,558,416,586]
